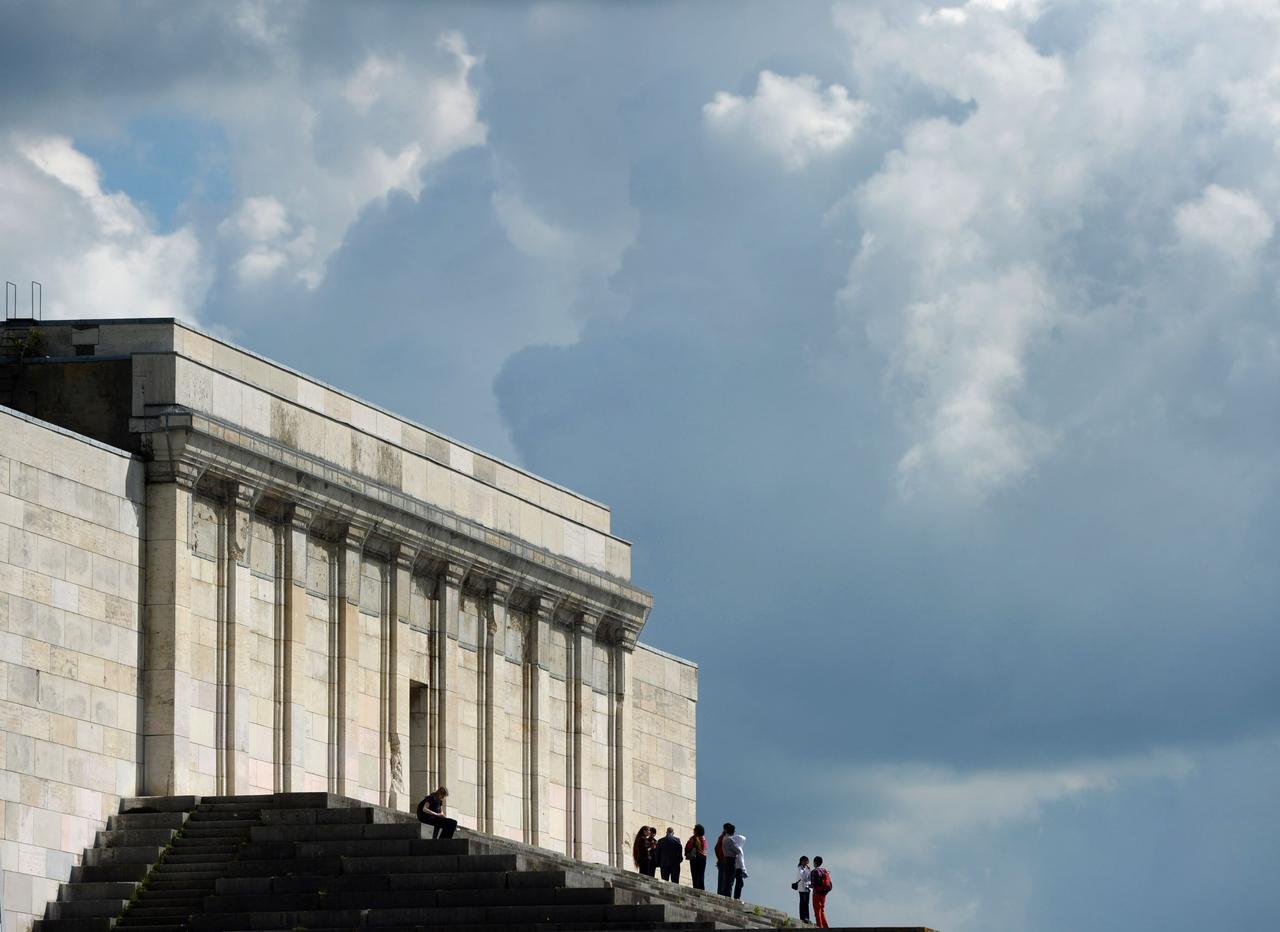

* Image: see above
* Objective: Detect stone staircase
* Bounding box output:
[36,793,938,932]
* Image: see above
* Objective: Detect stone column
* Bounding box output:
[612,638,634,869]
[221,484,253,795]
[569,610,598,860]
[525,594,554,847]
[142,479,195,795]
[388,546,413,810]
[435,563,465,792]
[482,580,510,833]
[280,504,311,792]
[335,526,364,797]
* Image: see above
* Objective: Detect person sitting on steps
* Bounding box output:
[416,785,457,839]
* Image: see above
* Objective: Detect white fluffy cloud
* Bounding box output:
[1175,184,1274,268]
[1,135,207,320]
[214,30,486,288]
[834,0,1280,503]
[704,70,868,171]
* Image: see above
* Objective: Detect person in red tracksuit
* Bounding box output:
[809,856,832,928]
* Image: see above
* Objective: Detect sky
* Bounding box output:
[2,1,1279,929]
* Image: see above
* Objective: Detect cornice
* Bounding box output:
[135,406,651,641]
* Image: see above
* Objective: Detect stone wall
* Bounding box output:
[630,644,698,881]
[0,406,144,932]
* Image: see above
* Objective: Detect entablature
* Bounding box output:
[135,407,651,647]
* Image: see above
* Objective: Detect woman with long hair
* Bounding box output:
[642,826,659,876]
[793,855,812,923]
[633,826,652,875]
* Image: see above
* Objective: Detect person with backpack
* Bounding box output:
[809,855,832,928]
[416,786,457,839]
[685,823,708,890]
[792,855,812,923]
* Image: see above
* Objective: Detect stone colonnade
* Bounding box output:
[139,428,647,868]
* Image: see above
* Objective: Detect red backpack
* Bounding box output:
[811,867,832,894]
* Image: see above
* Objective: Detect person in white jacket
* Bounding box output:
[722,831,747,900]
[793,855,812,922]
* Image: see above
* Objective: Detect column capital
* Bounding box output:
[228,480,258,509]
[597,616,637,649]
[527,594,551,626]
[571,609,599,635]
[389,542,418,572]
[337,520,374,549]
[284,501,317,531]
[441,561,468,589]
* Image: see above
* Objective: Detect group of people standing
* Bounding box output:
[631,822,833,926]
[630,824,748,903]
[631,824,710,888]
[419,794,829,926]
[793,855,834,927]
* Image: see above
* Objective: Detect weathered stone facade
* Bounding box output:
[0,319,697,932]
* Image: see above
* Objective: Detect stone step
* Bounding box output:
[188,901,673,930]
[164,848,239,861]
[260,807,385,826]
[118,905,195,919]
[94,829,177,848]
[343,853,522,875]
[154,855,238,870]
[225,857,341,877]
[107,813,186,831]
[70,864,151,883]
[58,883,139,902]
[45,900,129,920]
[200,792,340,808]
[146,869,225,883]
[120,796,200,814]
[32,919,116,932]
[182,820,256,832]
[248,822,428,842]
[213,869,593,897]
[188,809,264,821]
[82,846,165,867]
[275,926,721,932]
[128,892,201,906]
[169,839,244,852]
[202,885,617,913]
[240,837,466,859]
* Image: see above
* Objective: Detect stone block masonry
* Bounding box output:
[0,318,698,930]
[0,406,145,932]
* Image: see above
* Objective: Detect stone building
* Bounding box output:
[0,318,697,932]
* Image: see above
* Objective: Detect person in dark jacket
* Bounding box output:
[656,827,684,882]
[416,786,456,839]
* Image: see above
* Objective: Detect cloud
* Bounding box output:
[704,70,869,171]
[834,0,1280,501]
[2,134,207,319]
[214,30,487,288]
[1175,184,1274,268]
